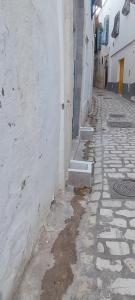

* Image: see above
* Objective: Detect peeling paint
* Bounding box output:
[21,179,26,191]
[1,88,4,97]
[8,122,15,127]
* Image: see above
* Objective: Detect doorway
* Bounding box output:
[105,58,108,88]
[118,58,125,94]
[72,0,84,139]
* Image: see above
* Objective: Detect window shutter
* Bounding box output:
[97,25,103,51]
[122,0,130,16]
[111,11,120,38]
[102,15,109,45]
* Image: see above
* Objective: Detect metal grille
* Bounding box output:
[109,114,125,118]
[113,180,135,197]
[108,121,133,128]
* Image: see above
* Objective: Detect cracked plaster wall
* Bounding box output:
[0,0,65,299]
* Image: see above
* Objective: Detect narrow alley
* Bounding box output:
[15,90,135,300]
[1,0,135,300]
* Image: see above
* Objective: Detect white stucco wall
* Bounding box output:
[110,41,135,83]
[0,0,94,297]
[0,1,66,298]
[98,0,135,84]
[81,0,94,125]
[98,0,135,54]
[109,0,135,84]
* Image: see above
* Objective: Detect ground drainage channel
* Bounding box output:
[40,111,95,300]
[40,191,87,300]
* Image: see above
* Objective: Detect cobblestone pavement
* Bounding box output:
[64,90,135,300]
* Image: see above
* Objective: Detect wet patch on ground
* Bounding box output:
[74,186,92,196]
[40,192,86,300]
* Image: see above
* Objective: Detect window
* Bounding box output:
[96,24,103,51]
[91,0,102,18]
[122,0,130,16]
[111,11,120,38]
[102,15,109,45]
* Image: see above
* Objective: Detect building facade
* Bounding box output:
[72,0,95,138]
[94,0,135,100]
[0,1,95,299]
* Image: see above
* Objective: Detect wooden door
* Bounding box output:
[118,58,124,94]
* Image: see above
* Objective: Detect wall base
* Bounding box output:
[107,82,135,101]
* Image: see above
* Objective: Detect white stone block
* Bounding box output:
[125,201,135,210]
[102,200,121,208]
[109,218,127,228]
[68,160,93,188]
[100,208,113,217]
[116,210,135,218]
[129,219,135,227]
[124,258,135,273]
[91,191,101,201]
[96,257,122,272]
[99,228,122,239]
[106,241,130,255]
[131,96,135,102]
[111,278,135,296]
[97,242,104,253]
[80,127,94,141]
[125,229,135,241]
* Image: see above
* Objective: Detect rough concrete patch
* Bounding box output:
[40,195,85,300]
[83,140,94,161]
[74,187,92,196]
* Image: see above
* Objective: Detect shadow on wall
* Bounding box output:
[107,82,135,100]
[72,0,84,138]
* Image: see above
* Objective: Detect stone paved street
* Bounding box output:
[15,90,135,300]
[64,90,135,300]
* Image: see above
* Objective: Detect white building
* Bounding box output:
[94,0,135,99]
[0,1,95,299]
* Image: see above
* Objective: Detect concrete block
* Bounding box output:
[131,96,135,102]
[80,127,94,141]
[68,160,93,187]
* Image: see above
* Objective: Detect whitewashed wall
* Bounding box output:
[108,0,135,57]
[110,41,135,83]
[99,0,135,55]
[108,0,135,84]
[80,0,94,125]
[0,0,66,299]
[98,0,135,84]
[0,0,94,297]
